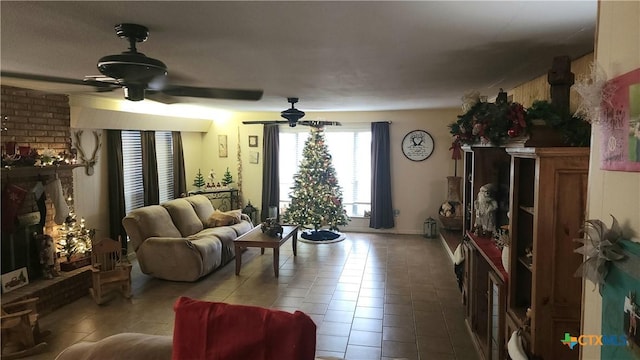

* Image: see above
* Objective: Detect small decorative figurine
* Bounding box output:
[474,183,498,236]
[38,234,58,279]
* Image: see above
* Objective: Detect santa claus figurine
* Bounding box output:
[474,183,498,236]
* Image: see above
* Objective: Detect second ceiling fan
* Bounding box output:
[243,98,341,128]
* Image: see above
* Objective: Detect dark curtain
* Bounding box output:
[370,122,394,229]
[172,131,187,198]
[141,131,159,205]
[261,124,279,221]
[106,130,128,253]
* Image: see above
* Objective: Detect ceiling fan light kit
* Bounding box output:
[280,98,305,127]
[97,24,167,101]
[242,97,341,128]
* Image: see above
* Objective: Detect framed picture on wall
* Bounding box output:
[218,135,228,158]
[1,267,29,293]
[600,68,640,172]
[249,151,259,164]
[248,135,258,148]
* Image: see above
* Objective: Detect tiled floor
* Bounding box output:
[31,232,479,360]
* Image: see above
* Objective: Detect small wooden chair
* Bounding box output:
[90,237,132,305]
[1,297,49,359]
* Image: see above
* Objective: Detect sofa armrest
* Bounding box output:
[240,213,252,225]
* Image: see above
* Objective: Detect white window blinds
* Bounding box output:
[122,131,144,214]
[155,131,174,203]
[122,130,175,213]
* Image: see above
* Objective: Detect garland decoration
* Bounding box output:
[449,94,591,147]
[449,94,529,146]
[526,100,591,146]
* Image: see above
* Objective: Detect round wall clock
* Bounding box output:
[402,130,434,161]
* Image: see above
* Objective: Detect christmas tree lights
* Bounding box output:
[57,197,94,262]
[281,127,350,236]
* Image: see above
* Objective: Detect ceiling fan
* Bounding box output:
[243,97,341,127]
[1,23,263,103]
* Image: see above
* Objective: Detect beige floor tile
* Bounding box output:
[317,334,349,353]
[383,303,413,315]
[354,306,384,320]
[382,313,414,328]
[317,321,352,337]
[381,340,418,359]
[305,293,334,304]
[382,326,416,343]
[345,344,382,359]
[323,309,355,323]
[328,299,357,312]
[357,296,384,308]
[348,330,382,347]
[351,317,383,332]
[332,291,359,301]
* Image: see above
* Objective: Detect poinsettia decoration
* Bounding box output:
[573,214,626,292]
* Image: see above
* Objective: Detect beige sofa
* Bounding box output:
[122,195,253,282]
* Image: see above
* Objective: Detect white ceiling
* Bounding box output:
[1,1,597,113]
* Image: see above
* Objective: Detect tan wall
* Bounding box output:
[581,2,640,360]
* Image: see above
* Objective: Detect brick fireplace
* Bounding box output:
[1,85,91,313]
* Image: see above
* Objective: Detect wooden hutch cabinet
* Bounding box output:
[461,145,511,360]
[460,146,589,360]
[505,147,589,360]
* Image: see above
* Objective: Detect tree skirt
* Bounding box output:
[299,230,346,244]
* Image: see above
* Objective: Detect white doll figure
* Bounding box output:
[474,183,498,235]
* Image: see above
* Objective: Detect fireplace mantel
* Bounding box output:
[1,164,83,180]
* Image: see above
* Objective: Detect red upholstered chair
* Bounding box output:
[172,297,317,360]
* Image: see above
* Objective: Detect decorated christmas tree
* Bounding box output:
[193,169,205,190]
[221,167,233,186]
[57,204,94,262]
[282,128,349,240]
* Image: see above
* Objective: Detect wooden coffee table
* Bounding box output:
[234,225,299,277]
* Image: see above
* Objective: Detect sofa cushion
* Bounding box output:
[230,220,254,236]
[185,195,215,225]
[162,198,204,237]
[206,209,242,227]
[195,226,238,265]
[172,297,316,360]
[123,206,182,251]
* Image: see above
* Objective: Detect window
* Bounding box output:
[122,131,143,215]
[279,125,371,217]
[122,131,175,213]
[155,132,174,203]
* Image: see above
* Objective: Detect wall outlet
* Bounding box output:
[393,209,400,217]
